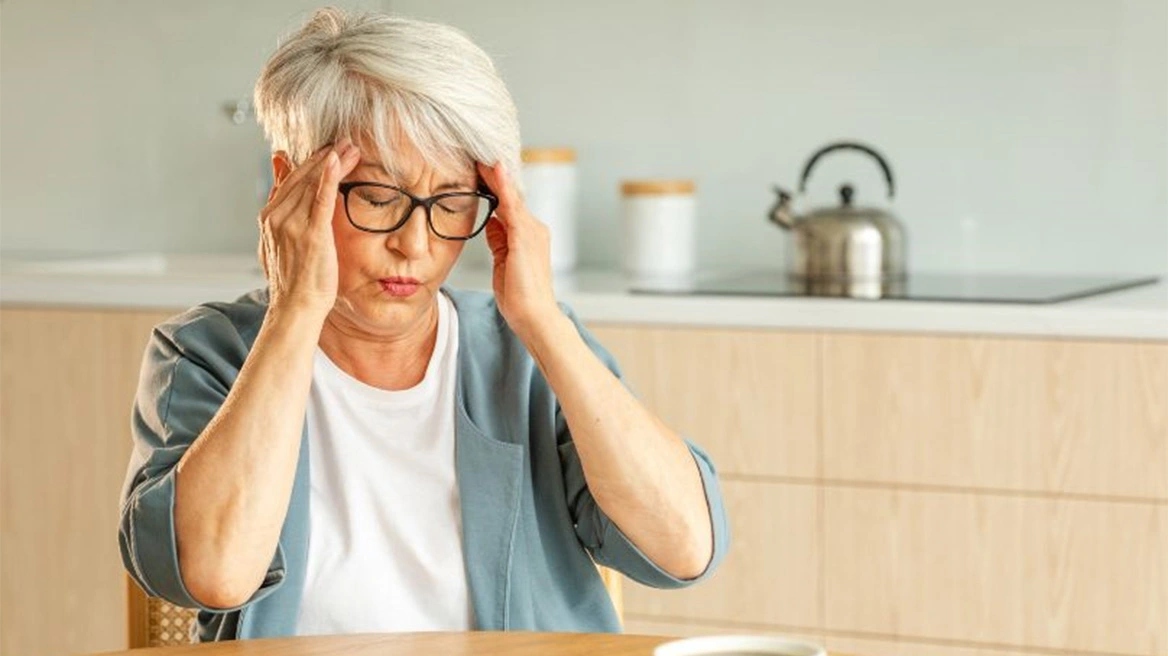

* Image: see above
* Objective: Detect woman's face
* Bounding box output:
[328,136,476,338]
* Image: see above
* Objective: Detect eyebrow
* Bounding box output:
[354,160,472,192]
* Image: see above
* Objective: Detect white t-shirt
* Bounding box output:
[295,292,473,635]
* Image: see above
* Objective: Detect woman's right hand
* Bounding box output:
[257,138,361,319]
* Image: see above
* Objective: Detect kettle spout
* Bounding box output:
[768,186,797,230]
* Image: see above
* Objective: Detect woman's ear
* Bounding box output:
[272,150,295,186]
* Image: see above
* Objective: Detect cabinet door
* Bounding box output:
[1,307,176,656]
[587,324,820,479]
[823,487,1167,655]
[823,333,1168,498]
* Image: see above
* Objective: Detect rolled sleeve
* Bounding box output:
[120,466,286,611]
[560,437,730,588]
[118,314,285,611]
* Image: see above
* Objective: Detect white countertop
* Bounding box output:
[1,252,1165,340]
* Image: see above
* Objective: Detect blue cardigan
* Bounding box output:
[118,286,730,641]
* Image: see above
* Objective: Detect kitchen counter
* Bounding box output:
[1,252,1165,340]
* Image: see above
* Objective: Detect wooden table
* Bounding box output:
[93,632,676,655]
[88,630,850,648]
[91,632,848,655]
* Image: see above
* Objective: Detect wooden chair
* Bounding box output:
[126,576,199,648]
[127,567,624,648]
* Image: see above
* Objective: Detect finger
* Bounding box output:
[337,139,362,175]
[477,161,523,221]
[308,142,361,225]
[309,143,362,226]
[310,151,343,228]
[256,236,268,281]
[268,172,317,224]
[484,216,509,259]
[269,144,333,206]
[271,137,355,206]
[271,141,360,225]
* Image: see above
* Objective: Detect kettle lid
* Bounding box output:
[805,183,900,226]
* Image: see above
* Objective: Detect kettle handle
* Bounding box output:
[797,141,895,199]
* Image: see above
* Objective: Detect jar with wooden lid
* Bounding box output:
[521,147,577,272]
[620,179,696,281]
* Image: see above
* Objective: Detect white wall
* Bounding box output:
[3,0,1166,275]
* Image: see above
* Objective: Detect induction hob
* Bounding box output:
[629,271,1160,304]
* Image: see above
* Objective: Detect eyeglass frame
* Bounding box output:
[336,180,499,241]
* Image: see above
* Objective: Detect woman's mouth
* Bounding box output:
[378,277,421,297]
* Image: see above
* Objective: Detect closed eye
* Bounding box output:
[435,196,478,213]
[355,187,406,208]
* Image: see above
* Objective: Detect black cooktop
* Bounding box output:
[630,271,1160,304]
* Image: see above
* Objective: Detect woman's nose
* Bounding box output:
[388,205,432,258]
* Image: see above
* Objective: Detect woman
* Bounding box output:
[119,7,728,642]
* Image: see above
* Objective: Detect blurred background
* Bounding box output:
[2,0,1165,274]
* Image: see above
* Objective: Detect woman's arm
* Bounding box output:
[173,304,323,609]
[476,161,714,580]
[174,141,359,608]
[526,314,714,579]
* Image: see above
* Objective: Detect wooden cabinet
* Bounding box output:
[594,326,1168,656]
[0,307,176,656]
[822,334,1168,498]
[595,326,821,480]
[823,488,1166,655]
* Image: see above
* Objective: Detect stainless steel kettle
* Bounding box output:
[768,142,907,298]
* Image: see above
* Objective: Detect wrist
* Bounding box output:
[269,292,333,323]
[264,299,330,340]
[519,308,578,360]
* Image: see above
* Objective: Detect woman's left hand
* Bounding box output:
[478,161,561,342]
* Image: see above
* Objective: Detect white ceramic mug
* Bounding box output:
[654,635,827,656]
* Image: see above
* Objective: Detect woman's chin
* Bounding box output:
[360,294,429,329]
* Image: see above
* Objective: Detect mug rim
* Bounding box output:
[653,634,827,656]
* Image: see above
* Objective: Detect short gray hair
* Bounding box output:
[254,7,522,188]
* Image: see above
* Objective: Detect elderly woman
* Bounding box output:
[119,7,728,642]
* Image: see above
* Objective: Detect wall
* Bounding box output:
[2,0,1166,275]
[0,0,383,255]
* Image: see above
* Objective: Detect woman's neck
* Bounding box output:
[316,303,440,391]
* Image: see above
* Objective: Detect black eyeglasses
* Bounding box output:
[337,181,499,240]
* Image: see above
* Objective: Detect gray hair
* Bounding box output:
[254,7,522,189]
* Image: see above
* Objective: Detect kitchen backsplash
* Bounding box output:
[2,0,1165,275]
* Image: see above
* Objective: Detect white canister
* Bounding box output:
[521,147,577,272]
[621,179,697,281]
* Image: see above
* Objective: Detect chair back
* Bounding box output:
[126,567,622,647]
[126,576,198,647]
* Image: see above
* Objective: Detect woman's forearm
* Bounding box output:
[173,303,324,608]
[525,312,714,580]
